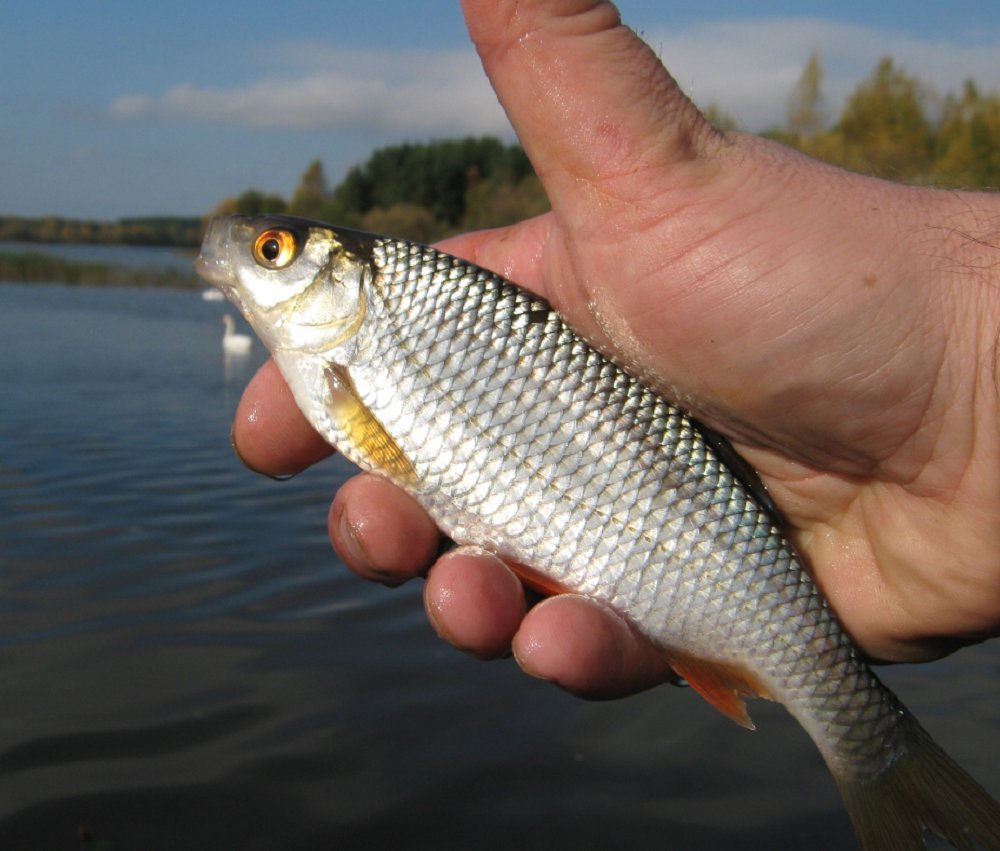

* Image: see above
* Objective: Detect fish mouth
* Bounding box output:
[196,216,245,298]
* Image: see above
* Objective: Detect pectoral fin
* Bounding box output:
[661,650,772,731]
[326,365,415,483]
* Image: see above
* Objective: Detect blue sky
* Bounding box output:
[4,1,999,220]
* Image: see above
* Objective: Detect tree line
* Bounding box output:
[761,54,999,187]
[0,216,202,247]
[214,136,549,243]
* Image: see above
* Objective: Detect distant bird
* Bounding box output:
[222,315,253,354]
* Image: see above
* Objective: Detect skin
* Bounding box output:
[231,0,1000,699]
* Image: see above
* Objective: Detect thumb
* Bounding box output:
[460,0,717,236]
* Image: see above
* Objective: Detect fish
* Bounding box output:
[197,213,1000,851]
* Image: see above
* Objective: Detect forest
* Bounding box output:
[212,136,547,244]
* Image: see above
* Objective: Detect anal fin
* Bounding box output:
[662,650,772,731]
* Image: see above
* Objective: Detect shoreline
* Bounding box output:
[0,249,201,290]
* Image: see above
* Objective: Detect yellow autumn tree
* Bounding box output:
[934,80,1000,188]
[832,57,933,181]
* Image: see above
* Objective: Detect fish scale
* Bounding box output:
[199,214,1000,850]
[366,237,966,786]
[370,238,852,680]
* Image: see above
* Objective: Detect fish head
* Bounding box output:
[197,215,373,356]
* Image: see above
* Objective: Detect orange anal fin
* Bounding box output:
[505,560,571,598]
[662,650,772,731]
[326,365,416,484]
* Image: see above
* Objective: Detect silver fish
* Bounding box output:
[197,214,1000,850]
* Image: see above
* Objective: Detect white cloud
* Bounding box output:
[108,20,1000,136]
[645,18,1000,130]
[109,47,512,137]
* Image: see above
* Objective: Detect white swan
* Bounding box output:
[222,315,253,354]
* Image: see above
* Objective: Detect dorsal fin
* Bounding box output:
[690,418,784,523]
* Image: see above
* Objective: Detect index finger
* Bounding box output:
[231,358,334,478]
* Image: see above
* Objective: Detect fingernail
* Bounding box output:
[334,504,371,572]
[333,505,404,587]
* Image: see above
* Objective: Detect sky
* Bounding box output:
[4,1,999,220]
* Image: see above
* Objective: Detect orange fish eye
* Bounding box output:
[252,228,298,269]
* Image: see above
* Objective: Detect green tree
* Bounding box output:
[462,173,549,231]
[207,136,550,236]
[329,137,534,227]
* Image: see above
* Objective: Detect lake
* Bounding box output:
[1,256,998,850]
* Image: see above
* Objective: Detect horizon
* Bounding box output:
[4,0,999,220]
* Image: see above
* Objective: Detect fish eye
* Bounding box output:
[252,228,298,269]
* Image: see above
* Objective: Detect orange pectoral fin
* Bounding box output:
[326,365,415,483]
[661,650,772,731]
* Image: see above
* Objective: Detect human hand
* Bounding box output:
[231,0,1000,693]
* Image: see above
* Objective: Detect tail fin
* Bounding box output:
[835,720,1000,850]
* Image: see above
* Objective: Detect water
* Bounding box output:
[1,262,998,850]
